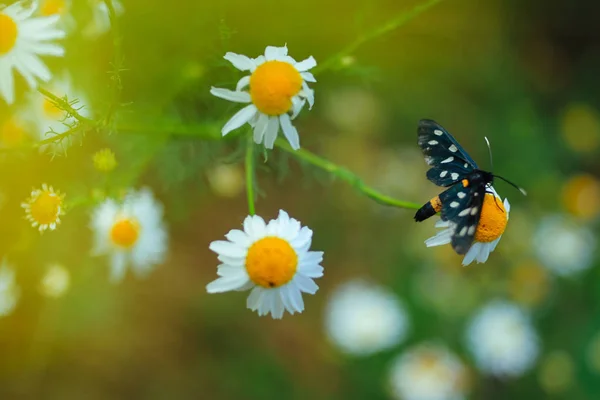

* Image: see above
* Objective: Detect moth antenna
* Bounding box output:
[484,136,493,173]
[494,175,528,196]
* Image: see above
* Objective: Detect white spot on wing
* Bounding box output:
[428,140,439,145]
[425,156,434,165]
[457,192,466,199]
[451,172,459,180]
[459,227,468,237]
[470,207,479,215]
[449,145,458,153]
[464,163,469,168]
[458,208,471,217]
[468,226,476,235]
[440,171,448,177]
[441,156,454,164]
[450,201,459,208]
[434,129,443,136]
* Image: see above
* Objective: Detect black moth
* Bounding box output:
[414,119,524,255]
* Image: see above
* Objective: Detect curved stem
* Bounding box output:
[245,136,256,216]
[314,0,444,74]
[275,138,421,210]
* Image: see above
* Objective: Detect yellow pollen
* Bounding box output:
[474,193,507,242]
[110,218,140,248]
[43,98,64,119]
[30,191,62,225]
[250,61,302,116]
[245,237,298,288]
[0,14,18,55]
[40,0,67,16]
[1,118,27,148]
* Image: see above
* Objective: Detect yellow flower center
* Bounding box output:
[1,118,27,147]
[0,14,18,55]
[40,0,67,16]
[245,237,298,288]
[474,193,507,242]
[43,98,64,119]
[30,191,62,225]
[250,61,302,116]
[110,218,140,248]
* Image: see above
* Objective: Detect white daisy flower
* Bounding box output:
[324,279,409,356]
[206,210,324,319]
[83,0,124,38]
[0,1,65,104]
[465,300,539,378]
[425,187,510,266]
[21,73,91,149]
[39,263,70,298]
[90,188,168,283]
[35,0,75,29]
[0,259,20,317]
[389,342,469,400]
[210,45,316,150]
[533,214,596,276]
[21,183,65,232]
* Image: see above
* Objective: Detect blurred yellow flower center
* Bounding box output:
[30,191,62,225]
[1,118,27,147]
[245,237,298,288]
[250,61,302,115]
[93,148,118,172]
[475,193,507,242]
[0,14,18,55]
[110,218,140,248]
[43,98,64,119]
[40,0,67,16]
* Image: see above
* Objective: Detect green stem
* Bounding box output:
[103,0,124,125]
[245,136,256,215]
[37,88,94,124]
[275,138,421,210]
[314,0,444,74]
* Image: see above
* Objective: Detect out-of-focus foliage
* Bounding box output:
[0,0,599,399]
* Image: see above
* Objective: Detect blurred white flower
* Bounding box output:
[389,342,468,400]
[0,259,20,317]
[210,45,316,150]
[533,215,596,276]
[207,210,323,319]
[84,0,124,38]
[465,300,539,377]
[324,279,409,356]
[90,188,168,283]
[39,263,70,298]
[207,163,244,198]
[0,1,65,104]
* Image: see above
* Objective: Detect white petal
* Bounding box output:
[263,117,279,149]
[300,71,316,82]
[209,240,247,258]
[224,52,256,71]
[235,75,251,92]
[206,274,250,293]
[279,287,296,315]
[0,66,15,104]
[210,87,251,103]
[290,97,305,119]
[286,284,305,313]
[270,291,285,319]
[109,252,127,283]
[293,274,319,294]
[246,286,264,310]
[253,113,269,144]
[298,262,323,278]
[476,243,492,263]
[225,229,251,247]
[462,243,481,266]
[279,114,300,150]
[264,45,287,61]
[301,84,315,109]
[221,104,257,135]
[244,215,266,238]
[291,226,312,249]
[425,228,453,247]
[295,56,317,72]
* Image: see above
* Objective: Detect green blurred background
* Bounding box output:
[1,0,600,398]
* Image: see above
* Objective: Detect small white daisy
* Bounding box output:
[39,263,70,298]
[35,0,75,30]
[21,73,91,149]
[533,214,596,276]
[0,1,65,104]
[389,342,469,400]
[21,183,65,232]
[425,187,510,266]
[465,300,539,378]
[0,259,20,317]
[206,210,324,319]
[210,45,316,150]
[90,188,168,283]
[83,0,124,38]
[324,279,409,356]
